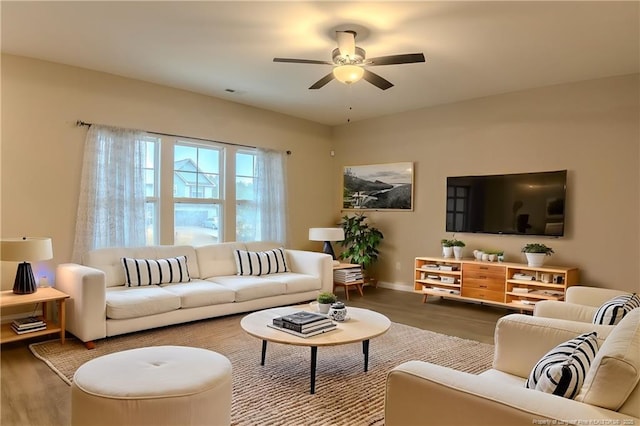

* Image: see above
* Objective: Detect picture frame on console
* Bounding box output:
[342,162,414,211]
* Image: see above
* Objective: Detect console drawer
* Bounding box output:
[461,287,504,303]
[462,278,504,292]
[463,263,505,279]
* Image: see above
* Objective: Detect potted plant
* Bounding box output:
[451,239,466,260]
[521,243,554,267]
[316,292,337,314]
[441,239,454,258]
[496,250,505,262]
[338,214,384,282]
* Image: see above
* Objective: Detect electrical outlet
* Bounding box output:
[395,261,401,271]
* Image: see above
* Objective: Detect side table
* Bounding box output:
[333,263,364,301]
[0,287,70,344]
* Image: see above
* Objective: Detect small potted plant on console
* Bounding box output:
[521,243,554,267]
[441,239,454,258]
[451,239,466,260]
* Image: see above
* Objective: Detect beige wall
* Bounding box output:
[0,54,336,290]
[333,74,640,293]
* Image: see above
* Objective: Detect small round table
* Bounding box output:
[240,306,390,394]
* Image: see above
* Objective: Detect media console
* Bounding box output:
[414,257,579,312]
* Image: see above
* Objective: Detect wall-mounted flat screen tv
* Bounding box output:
[446,170,567,237]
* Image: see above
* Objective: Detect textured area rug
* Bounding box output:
[30,313,493,426]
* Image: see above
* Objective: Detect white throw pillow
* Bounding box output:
[234,248,289,276]
[122,256,191,286]
[593,293,640,325]
[525,331,599,399]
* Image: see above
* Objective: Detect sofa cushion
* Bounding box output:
[209,276,286,302]
[576,308,640,411]
[161,280,236,308]
[195,242,248,279]
[525,331,598,399]
[122,256,190,287]
[234,248,289,276]
[270,272,321,293]
[84,245,199,287]
[593,293,640,325]
[106,286,181,319]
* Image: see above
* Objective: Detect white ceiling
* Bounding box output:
[2,1,638,126]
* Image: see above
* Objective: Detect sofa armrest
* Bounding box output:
[55,263,107,343]
[385,361,636,426]
[285,250,333,294]
[566,286,628,307]
[534,300,598,323]
[493,314,613,378]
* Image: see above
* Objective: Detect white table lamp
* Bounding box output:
[1,237,53,294]
[309,228,345,261]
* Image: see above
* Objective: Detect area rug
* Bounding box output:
[30,314,494,426]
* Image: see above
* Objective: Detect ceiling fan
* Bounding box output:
[273,30,425,90]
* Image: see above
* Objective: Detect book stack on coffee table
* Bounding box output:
[11,316,46,335]
[268,311,336,338]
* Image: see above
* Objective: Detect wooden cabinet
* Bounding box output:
[414,257,578,312]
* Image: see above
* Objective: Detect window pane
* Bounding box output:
[236,153,255,177]
[145,202,157,245]
[174,203,220,245]
[236,202,257,242]
[174,143,221,200]
[236,177,255,201]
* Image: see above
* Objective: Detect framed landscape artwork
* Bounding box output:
[342,162,414,211]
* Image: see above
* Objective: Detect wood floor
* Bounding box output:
[0,287,510,426]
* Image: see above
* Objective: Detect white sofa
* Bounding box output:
[56,241,333,346]
[534,286,629,323]
[385,309,640,426]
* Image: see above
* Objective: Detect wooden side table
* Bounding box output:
[333,263,364,301]
[0,287,70,344]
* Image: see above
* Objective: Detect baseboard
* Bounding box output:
[376,281,414,292]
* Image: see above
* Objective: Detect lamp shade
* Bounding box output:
[332,65,364,85]
[308,228,345,242]
[1,237,53,262]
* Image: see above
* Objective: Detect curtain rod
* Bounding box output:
[76,120,291,155]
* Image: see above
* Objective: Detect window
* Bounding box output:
[236,151,257,241]
[143,138,159,245]
[173,142,223,246]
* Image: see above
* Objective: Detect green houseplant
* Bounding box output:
[521,243,554,267]
[450,239,465,259]
[316,292,337,314]
[441,239,454,258]
[338,213,384,274]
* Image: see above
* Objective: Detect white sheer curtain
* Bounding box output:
[255,148,288,245]
[72,125,148,262]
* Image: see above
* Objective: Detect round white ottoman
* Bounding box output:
[71,345,232,426]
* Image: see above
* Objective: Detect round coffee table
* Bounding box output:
[240,306,391,394]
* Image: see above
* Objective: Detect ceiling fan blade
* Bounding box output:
[367,53,425,66]
[273,58,333,65]
[309,73,335,90]
[363,69,394,90]
[336,31,356,58]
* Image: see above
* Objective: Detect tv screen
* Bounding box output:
[446,170,567,237]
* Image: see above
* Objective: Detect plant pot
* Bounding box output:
[318,303,331,314]
[453,246,463,260]
[525,253,547,267]
[442,246,453,258]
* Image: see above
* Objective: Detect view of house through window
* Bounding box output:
[142,136,258,246]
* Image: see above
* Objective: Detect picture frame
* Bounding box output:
[342,162,414,211]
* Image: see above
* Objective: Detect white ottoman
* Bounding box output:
[71,345,232,426]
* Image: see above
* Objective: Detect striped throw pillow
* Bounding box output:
[234,248,289,276]
[122,256,191,287]
[525,331,599,399]
[593,293,640,325]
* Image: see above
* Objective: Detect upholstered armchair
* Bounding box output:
[534,286,628,323]
[384,309,640,426]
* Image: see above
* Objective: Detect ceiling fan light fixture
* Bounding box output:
[332,65,364,85]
